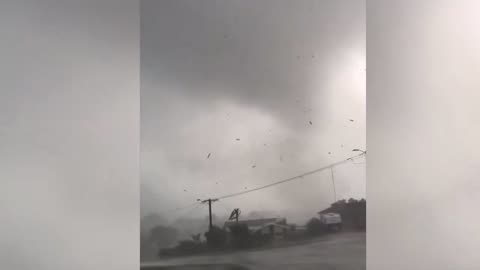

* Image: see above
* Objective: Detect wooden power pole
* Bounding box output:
[202,198,218,231]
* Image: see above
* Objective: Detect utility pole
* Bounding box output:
[202,198,218,232]
[330,167,337,203]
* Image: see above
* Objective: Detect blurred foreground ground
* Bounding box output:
[142,232,365,270]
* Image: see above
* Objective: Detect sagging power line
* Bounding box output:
[214,151,366,201]
[171,151,366,232]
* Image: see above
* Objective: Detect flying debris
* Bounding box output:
[236,138,240,141]
[207,153,211,159]
[252,165,256,168]
[184,189,187,192]
[349,119,354,122]
[328,152,331,154]
[309,121,313,125]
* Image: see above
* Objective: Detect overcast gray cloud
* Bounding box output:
[141,0,365,226]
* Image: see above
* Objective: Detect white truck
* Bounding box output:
[319,213,342,231]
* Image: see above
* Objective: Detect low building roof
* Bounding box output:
[224,217,286,228]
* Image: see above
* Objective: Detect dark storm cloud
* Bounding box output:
[142,0,365,130]
[141,0,365,225]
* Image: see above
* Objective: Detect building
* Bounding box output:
[223,217,290,242]
[254,222,291,241]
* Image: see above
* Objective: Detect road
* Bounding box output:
[142,232,365,270]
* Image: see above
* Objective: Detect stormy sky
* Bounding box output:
[141,0,366,225]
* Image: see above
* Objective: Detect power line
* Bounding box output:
[214,152,366,201]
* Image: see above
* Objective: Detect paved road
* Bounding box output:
[142,232,365,270]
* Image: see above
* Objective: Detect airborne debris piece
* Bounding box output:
[236,138,240,141]
[309,121,313,125]
[328,152,331,154]
[207,153,211,159]
[252,165,256,168]
[184,189,187,192]
[349,119,354,122]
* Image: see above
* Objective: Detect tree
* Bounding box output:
[306,218,325,235]
[191,233,201,242]
[229,224,251,249]
[204,226,226,248]
[150,225,178,248]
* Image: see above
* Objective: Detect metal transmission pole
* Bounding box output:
[330,167,337,203]
[202,198,218,231]
[229,208,241,224]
